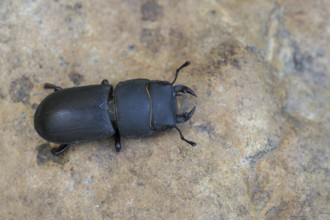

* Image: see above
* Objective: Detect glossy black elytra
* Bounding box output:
[34,61,197,156]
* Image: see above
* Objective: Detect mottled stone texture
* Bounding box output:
[0,0,329,219]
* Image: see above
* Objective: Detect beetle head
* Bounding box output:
[174,84,196,124]
[171,61,197,125]
[171,61,197,146]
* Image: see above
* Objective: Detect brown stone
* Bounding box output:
[0,0,329,219]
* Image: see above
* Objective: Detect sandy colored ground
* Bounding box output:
[0,0,329,219]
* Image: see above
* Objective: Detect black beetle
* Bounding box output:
[34,61,196,156]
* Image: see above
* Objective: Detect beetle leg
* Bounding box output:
[44,83,63,92]
[51,144,71,156]
[101,79,114,97]
[174,85,197,97]
[114,129,122,152]
[176,106,196,123]
[101,79,109,85]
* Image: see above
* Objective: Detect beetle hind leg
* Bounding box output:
[51,144,71,156]
[44,83,63,92]
[176,106,196,124]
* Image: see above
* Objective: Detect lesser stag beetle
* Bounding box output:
[34,61,196,156]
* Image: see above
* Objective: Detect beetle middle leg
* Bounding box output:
[101,79,114,99]
[44,83,63,92]
[101,79,109,85]
[51,144,71,156]
[114,128,122,152]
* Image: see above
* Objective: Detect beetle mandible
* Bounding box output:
[34,61,196,156]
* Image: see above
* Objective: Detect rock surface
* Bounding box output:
[0,0,329,219]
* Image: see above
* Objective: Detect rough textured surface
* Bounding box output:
[0,0,329,219]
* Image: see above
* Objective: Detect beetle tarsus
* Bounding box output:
[44,83,63,92]
[115,129,121,152]
[174,85,197,97]
[51,144,71,156]
[176,106,196,123]
[171,60,191,85]
[174,126,196,146]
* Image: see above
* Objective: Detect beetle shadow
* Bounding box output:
[36,143,69,165]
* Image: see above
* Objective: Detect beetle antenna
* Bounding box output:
[174,126,196,146]
[171,60,191,84]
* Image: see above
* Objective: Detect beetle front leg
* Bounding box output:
[44,83,63,92]
[114,129,122,152]
[51,144,71,156]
